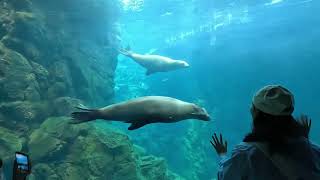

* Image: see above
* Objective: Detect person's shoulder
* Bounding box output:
[219,143,253,165]
[233,142,256,151]
[219,142,257,165]
[310,141,320,152]
[231,142,257,155]
[296,138,320,152]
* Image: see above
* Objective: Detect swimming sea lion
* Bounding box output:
[118,49,190,75]
[71,96,210,130]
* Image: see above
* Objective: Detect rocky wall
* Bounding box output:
[0,0,182,179]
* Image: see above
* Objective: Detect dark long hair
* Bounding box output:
[243,108,305,155]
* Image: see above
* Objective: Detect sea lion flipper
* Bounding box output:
[128,121,147,130]
[70,109,99,124]
[118,46,132,57]
[75,106,94,111]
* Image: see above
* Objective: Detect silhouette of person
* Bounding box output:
[211,85,320,180]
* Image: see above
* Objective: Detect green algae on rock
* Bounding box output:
[0,0,184,179]
[0,126,22,158]
[52,97,83,116]
[27,117,182,180]
[28,117,86,161]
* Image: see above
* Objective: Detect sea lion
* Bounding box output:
[118,49,190,75]
[71,96,210,130]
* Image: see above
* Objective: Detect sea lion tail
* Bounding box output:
[70,107,99,124]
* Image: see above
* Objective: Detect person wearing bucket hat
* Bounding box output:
[252,85,295,116]
[210,85,320,180]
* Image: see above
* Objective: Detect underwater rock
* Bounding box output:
[49,60,72,84]
[13,11,35,22]
[65,128,140,179]
[27,119,136,179]
[28,163,60,180]
[11,11,45,45]
[28,129,66,161]
[0,101,49,137]
[0,126,23,159]
[0,13,11,40]
[0,29,6,43]
[0,0,184,179]
[24,81,41,101]
[167,172,187,180]
[28,117,87,161]
[47,82,69,99]
[3,37,41,61]
[52,97,82,116]
[63,56,91,100]
[140,156,170,180]
[47,59,93,100]
[30,61,49,78]
[138,155,185,180]
[0,44,42,101]
[30,61,49,93]
[133,144,147,157]
[0,101,48,124]
[27,119,183,179]
[9,0,33,11]
[2,11,40,58]
[55,162,92,180]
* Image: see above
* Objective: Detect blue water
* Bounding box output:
[113,0,320,179]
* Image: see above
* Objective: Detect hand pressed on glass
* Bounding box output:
[210,133,228,156]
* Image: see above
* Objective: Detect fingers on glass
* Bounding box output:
[212,133,227,150]
[210,140,217,149]
[214,133,219,144]
[309,119,311,128]
[213,134,218,145]
[212,133,225,144]
[300,114,307,121]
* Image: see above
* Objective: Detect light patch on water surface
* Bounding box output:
[120,0,144,12]
[265,0,283,6]
[165,6,251,47]
[265,0,313,7]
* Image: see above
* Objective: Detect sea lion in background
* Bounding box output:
[118,48,190,75]
[71,96,210,130]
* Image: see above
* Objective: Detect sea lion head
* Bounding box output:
[173,60,190,68]
[189,104,210,121]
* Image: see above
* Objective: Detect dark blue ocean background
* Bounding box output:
[113,0,320,178]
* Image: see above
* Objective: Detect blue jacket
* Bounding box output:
[218,138,320,180]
